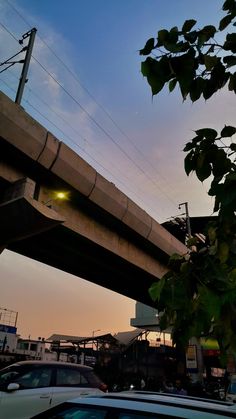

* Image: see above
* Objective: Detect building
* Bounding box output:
[0,307,18,353]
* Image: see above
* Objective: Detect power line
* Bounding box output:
[0,75,165,219]
[33,34,176,197]
[0,17,177,211]
[3,0,178,201]
[24,105,165,219]
[0,68,168,219]
[24,100,165,219]
[32,56,177,207]
[0,21,18,42]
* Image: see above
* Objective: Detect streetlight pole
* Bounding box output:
[92,329,101,351]
[178,202,192,238]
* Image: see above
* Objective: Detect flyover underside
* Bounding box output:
[0,90,187,307]
[7,224,158,307]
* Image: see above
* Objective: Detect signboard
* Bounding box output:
[0,324,17,334]
[186,345,198,372]
[200,337,220,356]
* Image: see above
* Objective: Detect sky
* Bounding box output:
[0,0,233,339]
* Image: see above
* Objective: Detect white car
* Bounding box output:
[31,390,236,419]
[0,360,107,419]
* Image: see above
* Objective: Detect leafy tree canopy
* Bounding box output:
[140,0,236,359]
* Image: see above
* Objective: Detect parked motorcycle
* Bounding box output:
[205,380,225,401]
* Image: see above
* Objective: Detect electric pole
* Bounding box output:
[15,27,37,105]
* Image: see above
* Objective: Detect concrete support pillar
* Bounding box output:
[2,177,35,202]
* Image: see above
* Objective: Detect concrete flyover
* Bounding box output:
[0,91,187,307]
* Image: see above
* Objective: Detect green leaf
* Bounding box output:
[223,0,236,12]
[157,29,169,45]
[229,72,236,93]
[180,261,189,274]
[221,125,236,137]
[230,143,236,151]
[184,151,195,175]
[139,38,155,55]
[202,25,217,39]
[226,172,236,181]
[198,25,217,47]
[169,253,184,261]
[219,14,234,31]
[224,33,236,53]
[195,128,218,139]
[212,149,232,177]
[159,312,169,331]
[213,197,220,213]
[183,141,195,152]
[208,179,224,197]
[149,277,165,302]
[170,26,179,33]
[162,27,179,51]
[169,78,177,92]
[172,54,196,99]
[229,268,236,281]
[147,74,165,95]
[223,55,236,68]
[182,19,197,33]
[196,152,212,181]
[218,242,229,263]
[190,77,205,102]
[203,79,218,100]
[141,59,151,77]
[198,286,221,320]
[184,30,198,44]
[211,61,229,89]
[204,55,218,71]
[208,226,217,243]
[141,57,170,95]
[208,244,217,255]
[187,237,198,247]
[142,56,173,96]
[164,41,188,53]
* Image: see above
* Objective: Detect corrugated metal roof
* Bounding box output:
[47,333,117,344]
[113,328,143,346]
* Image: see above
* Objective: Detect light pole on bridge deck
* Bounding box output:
[178,201,192,239]
[92,329,101,351]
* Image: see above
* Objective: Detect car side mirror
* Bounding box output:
[7,383,20,391]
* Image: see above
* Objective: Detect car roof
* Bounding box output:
[125,390,234,406]
[66,392,236,418]
[0,360,93,370]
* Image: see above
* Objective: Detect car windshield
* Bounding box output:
[33,403,107,418]
[0,366,20,385]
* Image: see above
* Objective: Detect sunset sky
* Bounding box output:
[0,0,233,339]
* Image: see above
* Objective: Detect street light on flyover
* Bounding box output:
[92,329,101,351]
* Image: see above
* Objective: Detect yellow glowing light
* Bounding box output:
[56,192,66,200]
[44,191,70,205]
[51,191,69,201]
